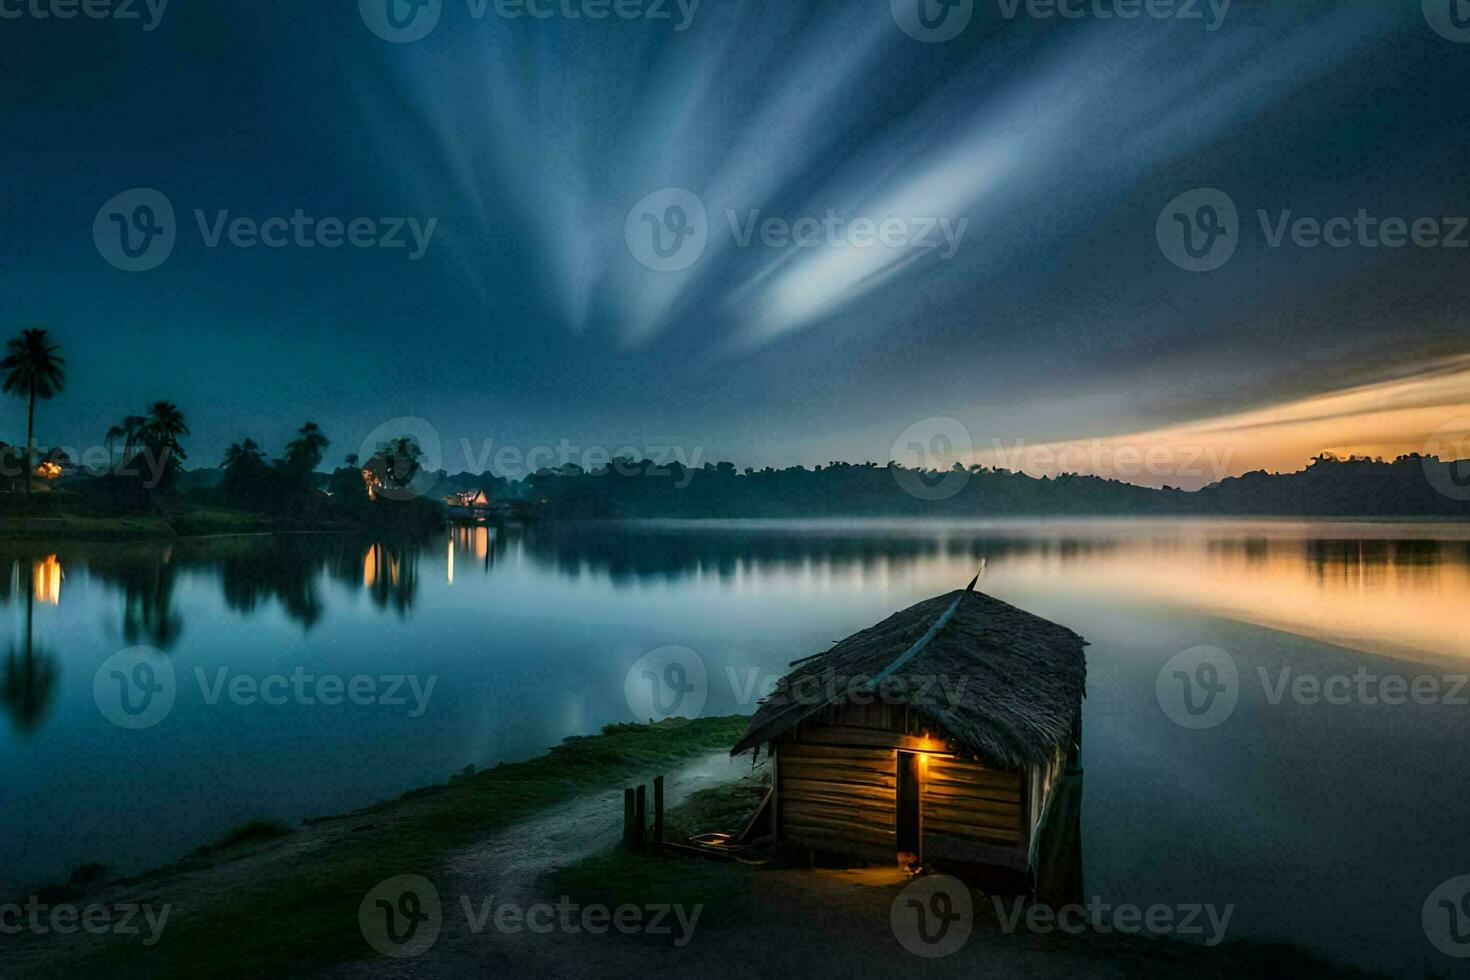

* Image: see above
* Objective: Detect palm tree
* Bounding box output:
[140,401,190,483]
[222,437,270,500]
[223,438,266,471]
[1,329,66,501]
[105,414,148,466]
[281,422,330,485]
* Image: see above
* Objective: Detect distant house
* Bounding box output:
[445,489,491,509]
[732,581,1086,879]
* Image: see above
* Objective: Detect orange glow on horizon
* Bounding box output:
[974,355,1470,489]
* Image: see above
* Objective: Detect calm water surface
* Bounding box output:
[2,518,1468,974]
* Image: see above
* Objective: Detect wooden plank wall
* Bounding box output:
[921,754,1026,849]
[776,741,896,861]
[777,721,1034,868]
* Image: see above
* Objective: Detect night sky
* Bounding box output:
[2,0,1467,483]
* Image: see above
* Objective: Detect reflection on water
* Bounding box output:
[32,555,61,606]
[0,519,1467,974]
[1,556,62,736]
[517,520,1470,664]
[5,521,1468,738]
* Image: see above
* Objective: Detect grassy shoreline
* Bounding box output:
[28,718,749,978]
[0,506,434,541]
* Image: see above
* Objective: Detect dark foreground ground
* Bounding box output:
[1,718,1372,979]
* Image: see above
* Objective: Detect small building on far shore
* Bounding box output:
[732,581,1086,881]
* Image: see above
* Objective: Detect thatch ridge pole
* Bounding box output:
[861,568,981,691]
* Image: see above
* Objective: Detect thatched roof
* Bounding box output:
[731,587,1087,768]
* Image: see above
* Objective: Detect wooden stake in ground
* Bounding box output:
[652,775,665,853]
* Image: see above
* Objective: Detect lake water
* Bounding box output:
[2,518,1467,974]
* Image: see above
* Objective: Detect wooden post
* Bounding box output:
[623,787,635,851]
[652,775,665,853]
[633,784,647,853]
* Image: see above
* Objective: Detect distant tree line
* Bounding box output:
[431,452,1470,519]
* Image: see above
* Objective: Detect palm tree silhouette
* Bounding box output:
[1,328,66,501]
[105,414,148,469]
[1,560,60,734]
[140,401,190,484]
[281,422,330,484]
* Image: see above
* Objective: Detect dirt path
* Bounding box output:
[321,751,749,978]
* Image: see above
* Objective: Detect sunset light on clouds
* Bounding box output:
[975,356,1470,489]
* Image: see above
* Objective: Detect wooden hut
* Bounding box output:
[731,579,1086,878]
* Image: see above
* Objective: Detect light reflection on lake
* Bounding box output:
[0,519,1466,975]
